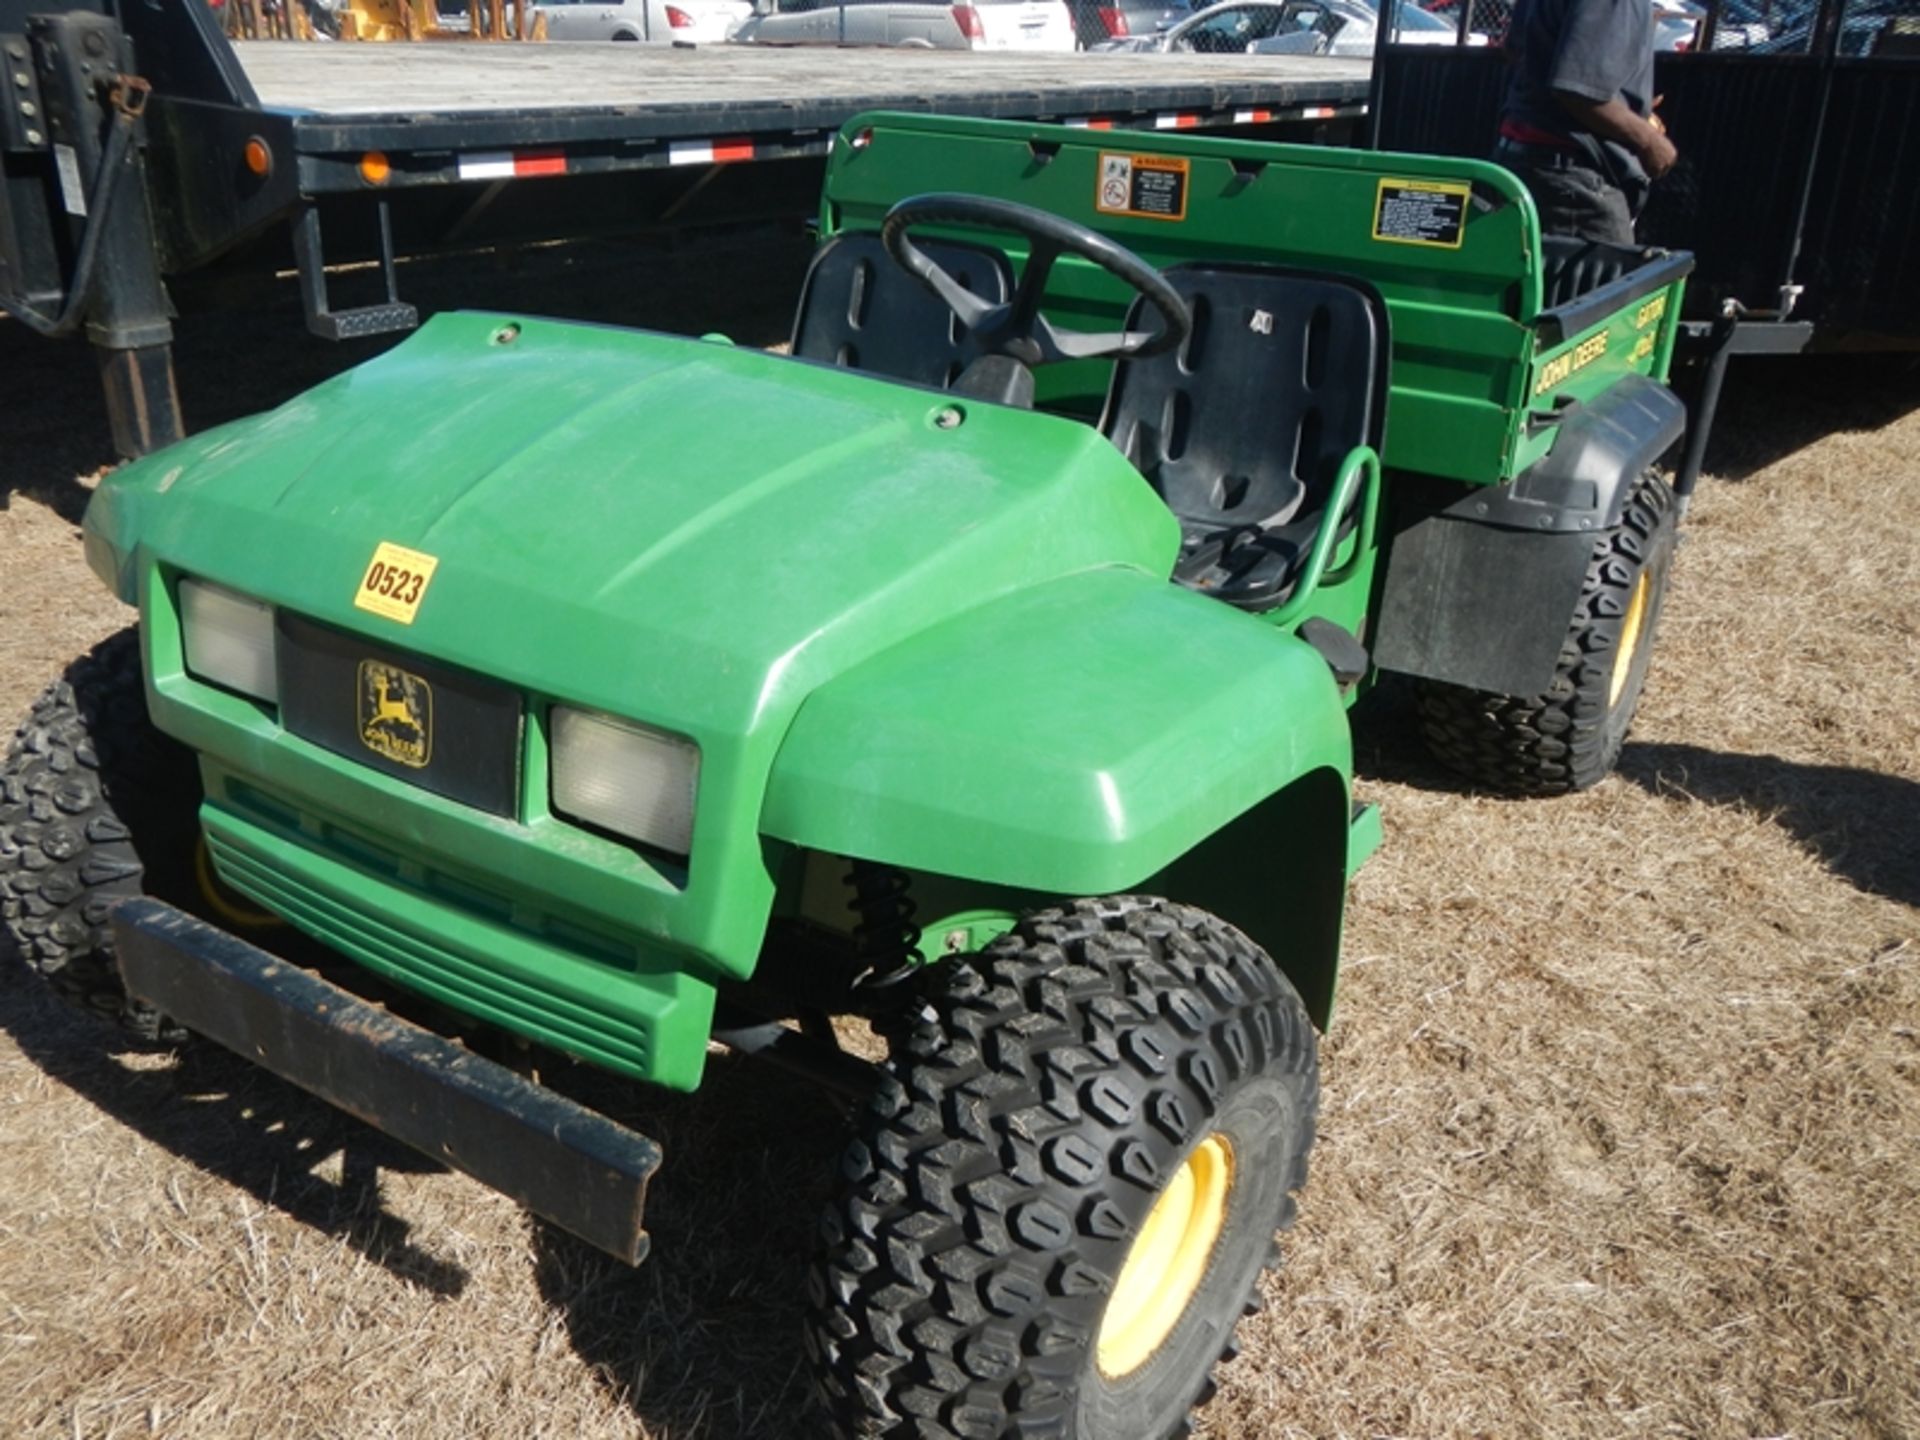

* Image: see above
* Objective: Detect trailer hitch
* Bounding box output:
[109,73,151,119]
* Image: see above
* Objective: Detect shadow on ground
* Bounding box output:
[1618,741,1920,909]
[1684,350,1920,484]
[1348,674,1484,797]
[0,963,468,1295]
[3,941,861,1432]
[530,1052,850,1439]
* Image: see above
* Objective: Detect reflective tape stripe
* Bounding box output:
[668,137,756,166]
[458,150,567,180]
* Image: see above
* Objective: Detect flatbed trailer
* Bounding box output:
[0,1,1369,458]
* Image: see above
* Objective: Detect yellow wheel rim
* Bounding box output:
[1608,571,1653,709]
[1096,1133,1235,1379]
[193,835,285,932]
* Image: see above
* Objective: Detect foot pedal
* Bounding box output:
[1300,617,1370,687]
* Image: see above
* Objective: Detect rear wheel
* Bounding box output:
[0,628,211,1042]
[1416,471,1678,795]
[807,896,1318,1439]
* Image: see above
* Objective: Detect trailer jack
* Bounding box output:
[0,13,182,457]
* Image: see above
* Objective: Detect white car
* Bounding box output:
[533,0,754,44]
[732,0,1077,50]
[1094,0,1474,53]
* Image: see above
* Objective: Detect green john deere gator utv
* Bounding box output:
[2,113,1692,1437]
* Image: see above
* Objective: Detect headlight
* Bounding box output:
[550,706,699,857]
[180,578,278,703]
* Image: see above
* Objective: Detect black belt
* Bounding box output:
[1494,137,1589,169]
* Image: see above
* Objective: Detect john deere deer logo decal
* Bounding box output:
[358,661,432,768]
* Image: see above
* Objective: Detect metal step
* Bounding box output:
[308,300,420,342]
[291,200,419,343]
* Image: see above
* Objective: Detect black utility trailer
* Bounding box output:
[1364,0,1918,493]
[1371,1,1920,346]
[0,1,1369,458]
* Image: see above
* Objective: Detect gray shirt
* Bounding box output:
[1501,0,1657,187]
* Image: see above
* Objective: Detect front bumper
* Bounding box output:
[114,899,663,1265]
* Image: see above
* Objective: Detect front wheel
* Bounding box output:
[807,896,1318,1439]
[1416,471,1678,796]
[0,628,206,1042]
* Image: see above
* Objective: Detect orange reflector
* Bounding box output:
[243,137,272,178]
[359,151,392,186]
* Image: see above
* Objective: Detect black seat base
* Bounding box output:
[1102,262,1388,611]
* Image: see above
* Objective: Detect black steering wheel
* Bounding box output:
[880,193,1192,366]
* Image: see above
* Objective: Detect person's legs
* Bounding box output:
[1508,160,1636,246]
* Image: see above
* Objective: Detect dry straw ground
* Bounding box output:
[2,239,1917,1440]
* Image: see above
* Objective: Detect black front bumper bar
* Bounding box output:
[113,899,662,1265]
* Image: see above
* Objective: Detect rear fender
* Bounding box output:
[1372,375,1685,695]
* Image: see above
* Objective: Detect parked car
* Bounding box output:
[1654,10,1697,46]
[1749,0,1908,53]
[1643,0,1703,48]
[1093,0,1468,54]
[1064,0,1200,46]
[732,0,1076,48]
[533,0,753,44]
[1420,0,1508,43]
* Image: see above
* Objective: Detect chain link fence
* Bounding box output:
[1392,0,1920,52]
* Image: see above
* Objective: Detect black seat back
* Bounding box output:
[1102,263,1388,606]
[790,232,1011,389]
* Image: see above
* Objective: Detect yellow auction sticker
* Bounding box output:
[353,541,440,625]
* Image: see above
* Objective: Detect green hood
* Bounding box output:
[91,312,1177,734]
[86,310,1183,972]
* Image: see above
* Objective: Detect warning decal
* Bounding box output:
[1372,177,1471,249]
[54,145,87,218]
[1095,152,1190,222]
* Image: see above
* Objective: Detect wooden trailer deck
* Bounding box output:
[233,42,1371,171]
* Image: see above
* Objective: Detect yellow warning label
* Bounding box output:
[1372,177,1471,249]
[353,541,440,625]
[1095,152,1190,222]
